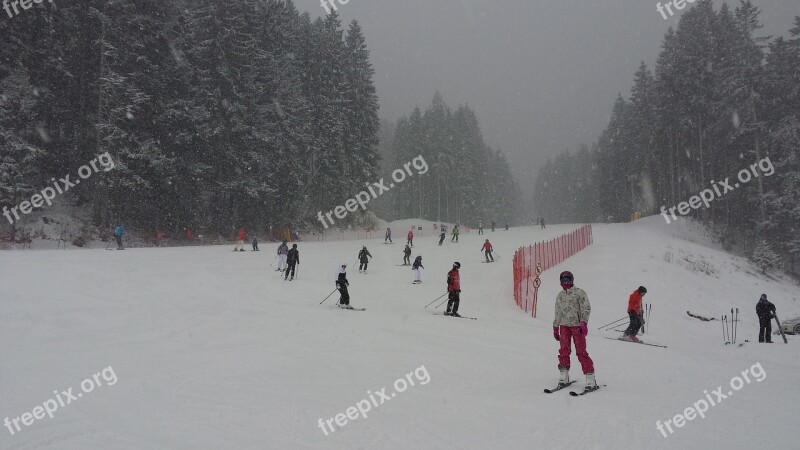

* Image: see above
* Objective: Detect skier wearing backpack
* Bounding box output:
[621,286,647,342]
[276,241,289,272]
[284,244,299,280]
[336,264,351,308]
[412,255,424,284]
[445,262,462,316]
[403,244,412,265]
[480,239,494,262]
[358,246,372,273]
[553,270,597,391]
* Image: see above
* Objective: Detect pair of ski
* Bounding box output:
[434,312,477,320]
[337,304,365,311]
[543,381,602,396]
[603,336,667,348]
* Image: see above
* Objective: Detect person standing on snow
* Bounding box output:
[451,224,460,243]
[336,264,351,308]
[252,236,259,251]
[284,244,299,280]
[276,241,289,272]
[438,225,447,246]
[478,221,484,235]
[407,229,414,247]
[234,227,246,252]
[403,244,412,265]
[445,262,462,316]
[412,255,424,284]
[553,270,597,391]
[756,294,776,343]
[540,217,546,229]
[621,286,647,342]
[491,221,496,232]
[358,246,372,273]
[385,227,392,243]
[114,224,126,250]
[480,239,494,262]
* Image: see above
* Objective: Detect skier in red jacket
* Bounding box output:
[445,262,461,316]
[234,227,246,252]
[621,286,647,342]
[407,230,414,247]
[480,239,494,262]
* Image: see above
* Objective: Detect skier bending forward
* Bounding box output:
[553,270,597,391]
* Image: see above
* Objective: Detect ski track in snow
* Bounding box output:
[1,216,799,449]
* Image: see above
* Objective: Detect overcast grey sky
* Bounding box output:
[298,0,799,192]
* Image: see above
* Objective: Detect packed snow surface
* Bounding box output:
[1,216,798,449]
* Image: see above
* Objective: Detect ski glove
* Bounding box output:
[579,322,588,336]
[553,326,560,341]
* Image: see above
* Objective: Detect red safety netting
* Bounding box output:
[512,224,593,318]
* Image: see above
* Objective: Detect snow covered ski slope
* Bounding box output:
[1,216,798,449]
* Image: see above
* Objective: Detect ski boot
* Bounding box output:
[585,372,598,391]
[558,365,570,387]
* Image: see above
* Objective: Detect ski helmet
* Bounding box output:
[559,271,574,289]
[453,262,461,269]
[638,286,647,294]
[760,293,767,300]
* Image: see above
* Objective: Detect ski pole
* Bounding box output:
[425,292,448,308]
[597,316,629,330]
[320,288,338,305]
[434,297,449,309]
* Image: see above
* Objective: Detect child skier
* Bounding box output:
[480,239,494,262]
[412,255,424,284]
[553,270,597,391]
[451,225,459,243]
[358,246,372,273]
[252,237,259,251]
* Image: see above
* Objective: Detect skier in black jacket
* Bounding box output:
[412,255,424,284]
[358,246,372,273]
[284,244,299,280]
[756,294,776,343]
[403,244,412,265]
[336,265,351,307]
